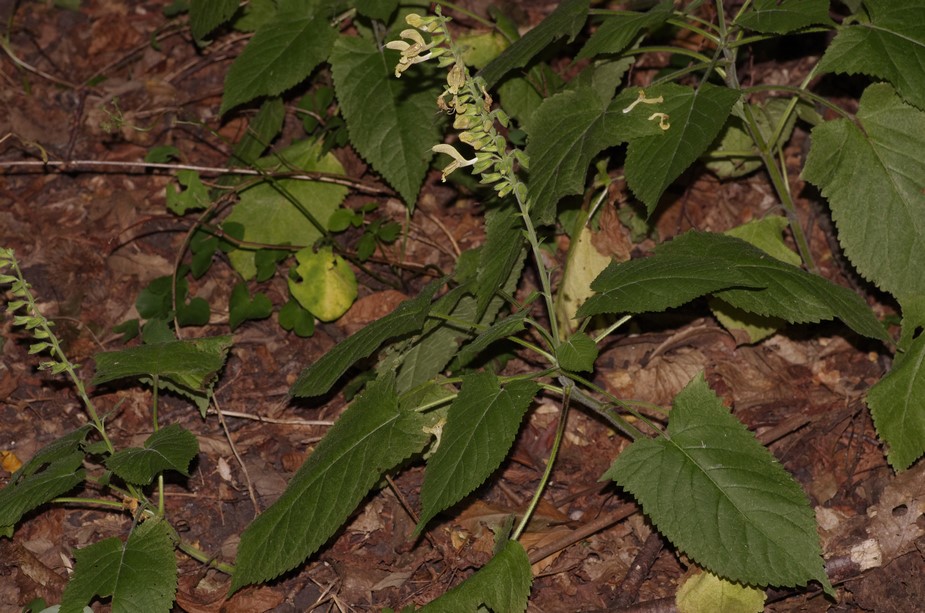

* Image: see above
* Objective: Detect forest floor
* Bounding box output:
[1,1,923,612]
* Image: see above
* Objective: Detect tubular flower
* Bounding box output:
[432,144,478,181]
[622,89,664,113]
[405,12,441,33]
[648,112,671,130]
[385,29,442,77]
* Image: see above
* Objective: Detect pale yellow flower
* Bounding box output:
[648,112,671,130]
[432,144,478,181]
[386,29,438,77]
[622,89,664,114]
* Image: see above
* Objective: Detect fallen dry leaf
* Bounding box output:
[1,450,22,473]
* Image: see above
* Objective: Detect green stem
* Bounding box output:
[713,2,818,272]
[515,190,560,348]
[741,98,817,272]
[177,540,236,575]
[511,383,571,541]
[508,336,557,365]
[53,495,235,574]
[557,373,653,440]
[622,45,714,65]
[592,315,632,344]
[649,59,728,87]
[53,497,128,510]
[665,17,721,45]
[430,0,499,32]
[151,375,166,517]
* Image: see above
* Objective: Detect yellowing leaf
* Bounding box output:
[556,225,612,334]
[225,139,348,280]
[458,31,508,69]
[676,569,766,613]
[288,247,357,322]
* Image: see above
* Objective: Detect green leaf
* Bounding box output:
[479,0,590,88]
[393,283,470,390]
[498,74,544,130]
[231,97,285,166]
[556,331,598,372]
[330,35,442,207]
[725,217,800,266]
[225,139,348,280]
[576,1,672,59]
[136,273,196,321]
[220,11,336,114]
[254,247,288,282]
[356,0,397,21]
[177,296,210,327]
[228,282,273,330]
[290,279,443,397]
[578,231,888,342]
[625,83,741,214]
[418,540,532,612]
[287,246,357,322]
[93,334,231,417]
[189,0,238,41]
[92,335,232,392]
[232,0,276,32]
[10,425,92,477]
[710,217,800,344]
[141,318,175,345]
[112,319,140,343]
[526,86,665,225]
[145,145,181,164]
[803,83,925,305]
[190,229,218,279]
[477,205,525,317]
[569,56,636,106]
[705,99,802,179]
[0,427,90,529]
[817,0,925,110]
[60,518,177,613]
[604,374,833,595]
[416,373,538,534]
[735,0,832,34]
[165,170,209,215]
[396,251,524,393]
[231,375,429,592]
[455,309,528,369]
[106,424,199,486]
[867,332,925,470]
[327,208,358,233]
[279,298,315,337]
